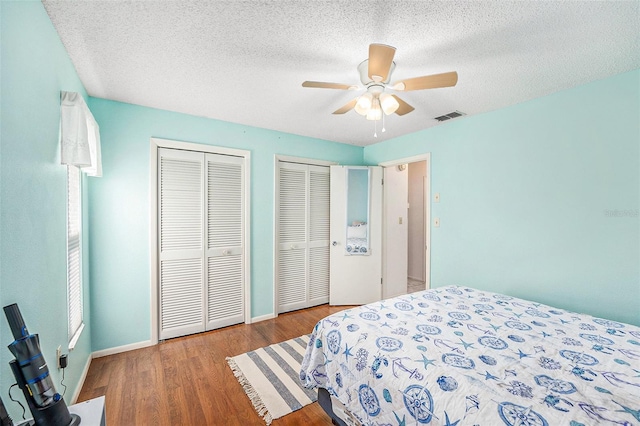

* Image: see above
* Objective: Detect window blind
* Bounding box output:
[67,165,83,347]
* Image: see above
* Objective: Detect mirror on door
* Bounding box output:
[345,167,371,255]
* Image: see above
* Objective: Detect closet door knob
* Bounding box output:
[332,241,338,246]
[290,244,296,250]
[222,249,229,256]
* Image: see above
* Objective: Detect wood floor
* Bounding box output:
[78,304,354,425]
[407,278,426,294]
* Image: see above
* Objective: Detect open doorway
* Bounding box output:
[407,161,427,293]
[381,154,431,298]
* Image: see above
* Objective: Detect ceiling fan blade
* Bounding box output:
[394,71,458,91]
[333,99,358,114]
[368,44,396,82]
[392,95,415,116]
[302,81,355,90]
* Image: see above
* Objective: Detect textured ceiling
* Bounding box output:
[43,1,640,146]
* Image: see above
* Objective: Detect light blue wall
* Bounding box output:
[0,1,93,419]
[86,98,363,351]
[365,70,640,326]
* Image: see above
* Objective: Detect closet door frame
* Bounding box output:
[273,155,336,318]
[150,137,251,345]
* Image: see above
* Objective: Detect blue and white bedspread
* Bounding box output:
[300,286,640,426]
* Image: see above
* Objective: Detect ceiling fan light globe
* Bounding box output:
[354,105,367,116]
[366,102,382,121]
[355,93,373,115]
[380,93,400,115]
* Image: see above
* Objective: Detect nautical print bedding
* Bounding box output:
[300,286,640,426]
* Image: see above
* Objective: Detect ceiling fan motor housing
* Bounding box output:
[358,60,395,85]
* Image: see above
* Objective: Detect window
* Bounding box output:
[67,165,84,349]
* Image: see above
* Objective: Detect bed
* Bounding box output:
[300,285,640,426]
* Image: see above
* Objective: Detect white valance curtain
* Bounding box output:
[60,91,102,177]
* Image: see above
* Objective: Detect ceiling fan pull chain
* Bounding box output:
[374,119,378,138]
[382,112,386,133]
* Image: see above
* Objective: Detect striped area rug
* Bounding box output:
[226,335,316,425]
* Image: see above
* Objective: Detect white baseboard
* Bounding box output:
[92,340,153,359]
[91,315,275,360]
[251,313,276,323]
[70,354,92,404]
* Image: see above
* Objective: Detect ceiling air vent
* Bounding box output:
[434,111,466,122]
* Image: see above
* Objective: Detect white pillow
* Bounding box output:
[347,224,367,239]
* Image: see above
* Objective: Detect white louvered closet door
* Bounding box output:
[277,163,308,313]
[308,166,330,306]
[277,162,330,313]
[158,148,205,340]
[205,153,244,330]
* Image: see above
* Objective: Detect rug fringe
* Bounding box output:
[226,357,274,425]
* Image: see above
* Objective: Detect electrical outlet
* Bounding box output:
[434,217,440,227]
[56,345,62,369]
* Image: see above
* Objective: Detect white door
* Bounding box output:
[329,166,383,305]
[159,148,205,340]
[308,166,331,306]
[205,153,245,330]
[277,163,330,313]
[383,165,409,299]
[277,163,308,312]
[158,148,245,340]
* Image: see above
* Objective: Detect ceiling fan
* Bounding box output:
[302,43,458,121]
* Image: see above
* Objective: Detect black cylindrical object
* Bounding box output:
[9,361,77,426]
[4,304,28,340]
[8,334,57,408]
[4,304,81,426]
[4,304,57,409]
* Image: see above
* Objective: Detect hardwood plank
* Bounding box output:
[78,304,354,425]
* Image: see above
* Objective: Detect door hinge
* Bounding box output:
[381,278,383,285]
[382,178,384,185]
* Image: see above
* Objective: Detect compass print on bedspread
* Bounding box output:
[498,402,549,426]
[403,385,434,424]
